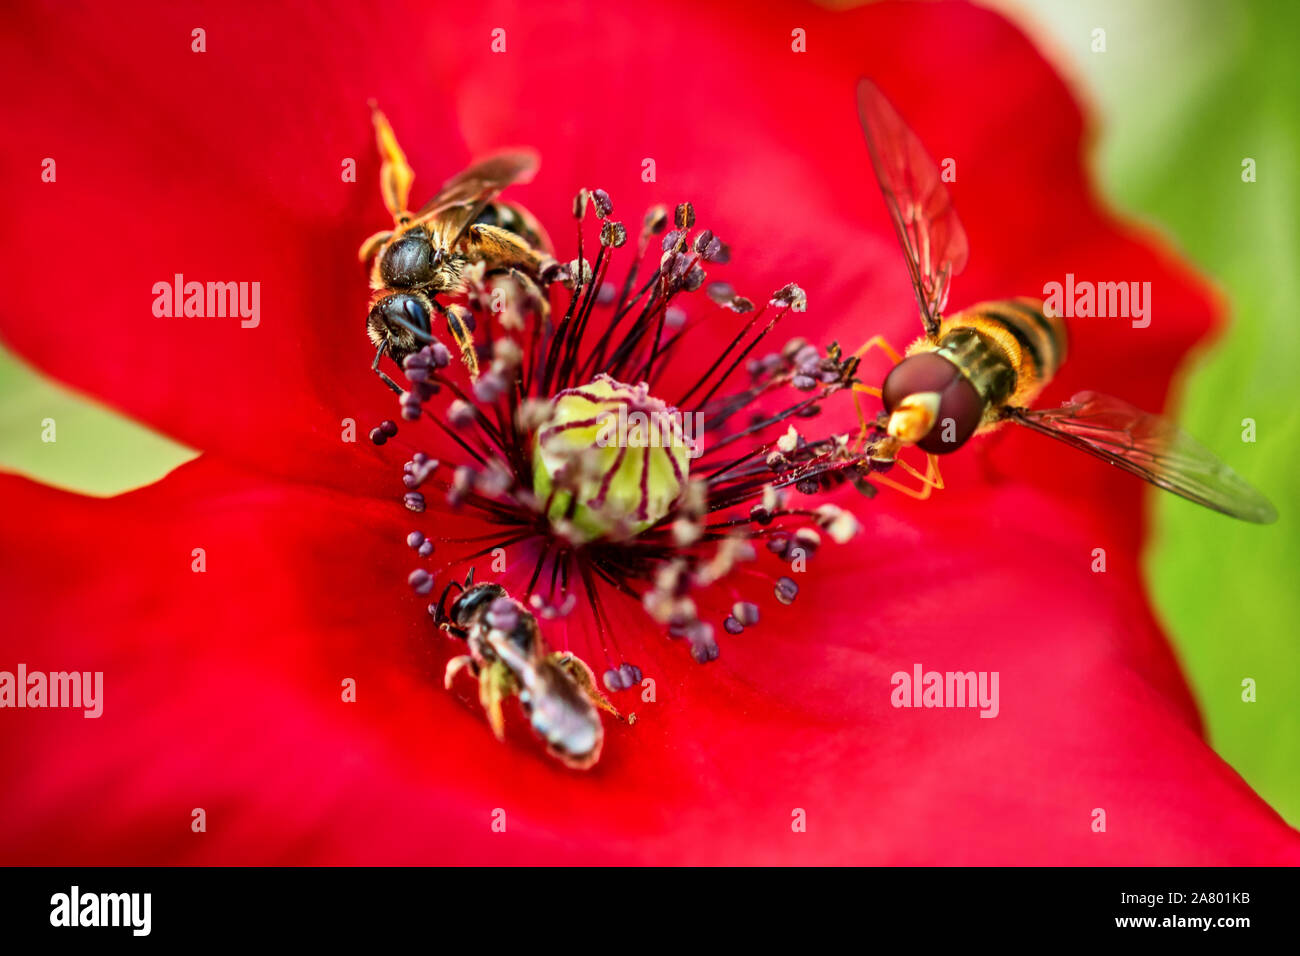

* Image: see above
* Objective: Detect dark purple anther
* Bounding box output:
[689,627,719,664]
[406,531,425,549]
[774,576,799,605]
[732,601,760,626]
[400,391,423,422]
[766,533,791,558]
[403,491,426,513]
[723,615,744,635]
[407,569,433,595]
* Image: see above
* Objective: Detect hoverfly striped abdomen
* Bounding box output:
[938,298,1067,409]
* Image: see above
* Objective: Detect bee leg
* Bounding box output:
[467,223,545,274]
[548,652,623,721]
[478,660,520,741]
[872,452,945,501]
[444,654,478,689]
[358,228,393,264]
[370,102,414,225]
[504,267,551,323]
[444,304,480,380]
[372,341,404,396]
[850,335,903,449]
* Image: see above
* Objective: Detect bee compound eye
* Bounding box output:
[402,295,430,333]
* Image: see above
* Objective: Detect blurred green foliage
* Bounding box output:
[998,0,1299,824]
[0,347,196,496]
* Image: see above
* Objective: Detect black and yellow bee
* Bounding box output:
[359,105,550,385]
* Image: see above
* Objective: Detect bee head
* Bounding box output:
[367,292,433,364]
[448,582,508,628]
[880,351,984,454]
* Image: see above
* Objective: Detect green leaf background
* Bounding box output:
[1,0,1295,824]
[984,0,1299,826]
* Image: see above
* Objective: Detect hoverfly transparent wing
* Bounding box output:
[412,149,540,247]
[1006,391,1277,523]
[856,78,969,340]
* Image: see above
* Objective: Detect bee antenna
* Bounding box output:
[465,567,476,587]
[387,311,436,345]
[433,580,464,625]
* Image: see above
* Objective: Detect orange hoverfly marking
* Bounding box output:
[849,77,1276,523]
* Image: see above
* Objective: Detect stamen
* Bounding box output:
[363,182,873,686]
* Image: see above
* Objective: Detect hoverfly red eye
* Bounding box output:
[881,352,985,453]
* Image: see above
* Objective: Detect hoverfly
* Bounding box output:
[849,78,1276,523]
[359,105,551,387]
[436,575,623,770]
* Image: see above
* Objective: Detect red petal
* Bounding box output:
[1,462,1295,863]
[1,0,1289,864]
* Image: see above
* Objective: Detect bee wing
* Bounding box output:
[856,78,969,340]
[1007,391,1277,523]
[522,657,604,768]
[412,149,540,245]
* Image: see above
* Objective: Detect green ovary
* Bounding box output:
[532,375,691,541]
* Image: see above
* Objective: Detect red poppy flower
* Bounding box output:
[2,0,1297,864]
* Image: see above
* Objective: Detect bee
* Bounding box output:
[436,576,623,770]
[359,105,551,388]
[848,78,1276,523]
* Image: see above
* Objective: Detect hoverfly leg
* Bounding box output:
[850,334,904,449]
[873,452,945,501]
[547,652,624,721]
[372,341,404,396]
